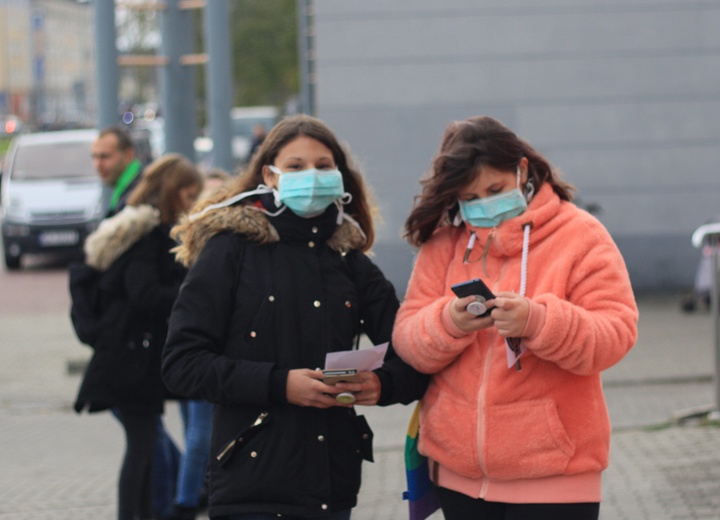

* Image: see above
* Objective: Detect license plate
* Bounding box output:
[39,230,80,247]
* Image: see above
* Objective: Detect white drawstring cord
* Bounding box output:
[519,223,531,296]
[508,223,531,371]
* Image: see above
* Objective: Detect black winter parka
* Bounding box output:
[74,206,185,414]
[162,199,428,518]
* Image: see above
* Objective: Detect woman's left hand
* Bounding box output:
[334,370,381,406]
[490,291,530,338]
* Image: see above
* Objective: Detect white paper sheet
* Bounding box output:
[324,342,389,371]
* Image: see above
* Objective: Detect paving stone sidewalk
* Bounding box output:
[1,296,719,519]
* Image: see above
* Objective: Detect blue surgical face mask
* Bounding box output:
[268,165,348,218]
[458,169,528,228]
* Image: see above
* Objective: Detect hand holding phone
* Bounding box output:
[451,278,495,317]
[322,369,360,404]
[322,368,361,385]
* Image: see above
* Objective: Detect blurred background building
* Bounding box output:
[0,0,94,131]
[0,0,717,294]
[311,0,720,294]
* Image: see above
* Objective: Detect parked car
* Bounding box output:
[0,129,103,269]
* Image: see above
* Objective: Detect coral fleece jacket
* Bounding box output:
[392,183,638,502]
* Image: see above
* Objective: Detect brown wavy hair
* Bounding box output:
[126,153,202,225]
[187,114,376,251]
[404,116,575,246]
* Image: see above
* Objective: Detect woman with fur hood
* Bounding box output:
[74,154,202,520]
[392,116,638,520]
[161,114,428,520]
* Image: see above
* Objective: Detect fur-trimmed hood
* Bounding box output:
[84,204,160,271]
[172,201,367,267]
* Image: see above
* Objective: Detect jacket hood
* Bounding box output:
[172,199,367,267]
[84,204,160,271]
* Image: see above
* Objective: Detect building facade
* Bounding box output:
[0,0,94,129]
[312,0,720,293]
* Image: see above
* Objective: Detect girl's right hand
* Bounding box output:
[286,369,352,408]
[449,295,495,333]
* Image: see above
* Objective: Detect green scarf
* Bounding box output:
[109,159,142,212]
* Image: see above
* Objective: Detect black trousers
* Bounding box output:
[438,486,600,520]
[115,407,158,520]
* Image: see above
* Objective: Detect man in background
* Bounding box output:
[91,125,181,518]
[92,126,143,217]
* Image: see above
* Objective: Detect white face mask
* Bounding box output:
[268,165,349,218]
[457,168,528,228]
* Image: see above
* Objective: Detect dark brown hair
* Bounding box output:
[195,114,376,251]
[127,153,203,225]
[404,116,575,246]
[98,125,134,152]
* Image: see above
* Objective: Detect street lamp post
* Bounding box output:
[94,1,120,129]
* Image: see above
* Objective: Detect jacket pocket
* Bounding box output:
[484,399,575,480]
[215,411,272,467]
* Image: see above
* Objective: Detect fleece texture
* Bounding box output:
[393,183,638,488]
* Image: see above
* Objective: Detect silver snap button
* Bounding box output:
[308,241,315,248]
[250,331,257,338]
[312,226,319,234]
[251,451,258,458]
[268,295,275,302]
[313,300,321,308]
[317,435,325,442]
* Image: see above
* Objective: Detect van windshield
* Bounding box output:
[12,141,95,180]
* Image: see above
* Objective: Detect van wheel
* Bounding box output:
[4,253,21,270]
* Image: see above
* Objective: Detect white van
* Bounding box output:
[0,129,103,269]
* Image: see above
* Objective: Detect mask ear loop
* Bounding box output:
[333,192,367,245]
[518,164,535,203]
[334,193,353,225]
[452,212,463,227]
[524,179,535,203]
[188,184,284,222]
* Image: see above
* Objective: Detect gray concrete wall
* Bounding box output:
[313,1,720,294]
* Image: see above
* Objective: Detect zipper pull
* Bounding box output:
[216,411,270,465]
[252,411,269,427]
[216,438,237,462]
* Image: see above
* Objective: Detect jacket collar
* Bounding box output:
[173,194,367,267]
[85,204,160,271]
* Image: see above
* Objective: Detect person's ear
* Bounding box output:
[519,157,529,184]
[262,165,277,188]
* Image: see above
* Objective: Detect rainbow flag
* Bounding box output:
[403,401,441,520]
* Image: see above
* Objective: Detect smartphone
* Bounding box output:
[451,278,495,317]
[322,368,361,385]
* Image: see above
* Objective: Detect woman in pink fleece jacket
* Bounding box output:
[392,116,638,520]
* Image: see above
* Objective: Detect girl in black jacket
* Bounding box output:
[162,115,427,520]
[74,154,202,520]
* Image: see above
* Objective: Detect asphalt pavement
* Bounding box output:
[1,263,719,519]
